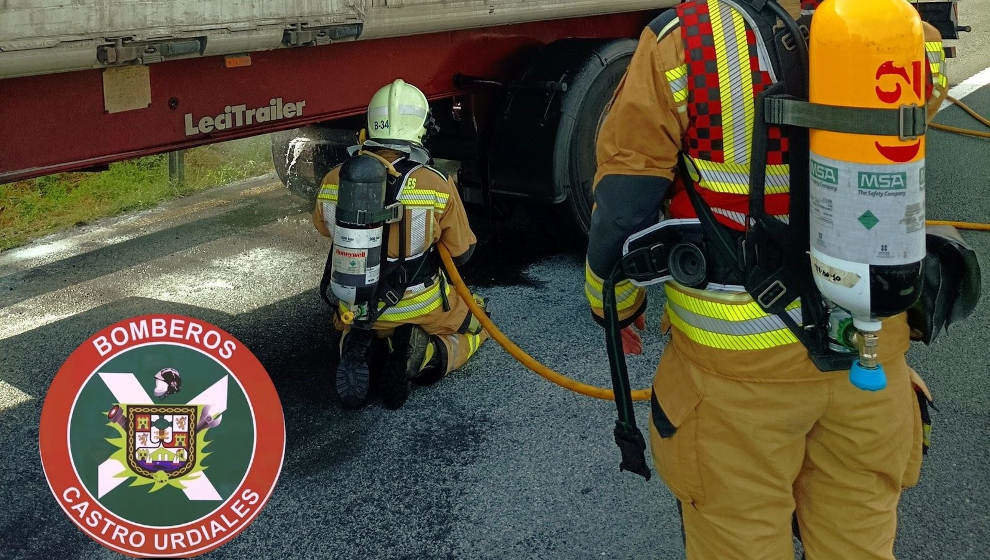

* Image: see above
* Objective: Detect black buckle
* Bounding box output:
[757,279,786,309]
[621,246,671,282]
[384,202,403,224]
[384,290,401,306]
[899,104,926,141]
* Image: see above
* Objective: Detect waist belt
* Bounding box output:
[664,283,801,351]
[366,274,452,323]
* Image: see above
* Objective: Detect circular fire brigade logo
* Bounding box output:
[39,314,285,557]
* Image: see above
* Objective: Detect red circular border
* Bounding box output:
[39,314,286,558]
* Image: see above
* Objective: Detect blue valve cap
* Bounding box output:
[849,361,887,391]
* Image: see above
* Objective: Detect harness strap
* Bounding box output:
[765,97,927,140]
[603,263,651,480]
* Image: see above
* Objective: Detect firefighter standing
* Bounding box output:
[585,1,946,558]
[314,79,488,410]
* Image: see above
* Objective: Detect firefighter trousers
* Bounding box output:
[649,313,931,560]
[335,287,488,376]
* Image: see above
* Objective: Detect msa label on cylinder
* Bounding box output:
[810,153,925,265]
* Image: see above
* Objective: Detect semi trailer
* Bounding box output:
[0,1,968,233]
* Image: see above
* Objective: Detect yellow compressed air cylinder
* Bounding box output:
[808,0,927,391]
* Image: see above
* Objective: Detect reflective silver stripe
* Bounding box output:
[714,0,750,165]
[586,278,639,306]
[667,298,802,335]
[695,163,789,195]
[722,0,777,82]
[380,288,443,317]
[669,74,688,98]
[445,334,460,364]
[322,202,336,231]
[381,296,438,316]
[712,207,747,226]
[409,208,430,255]
[657,16,681,40]
[709,207,787,226]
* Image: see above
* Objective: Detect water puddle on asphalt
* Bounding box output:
[460,204,584,288]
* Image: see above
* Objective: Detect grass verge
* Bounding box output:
[0,135,274,251]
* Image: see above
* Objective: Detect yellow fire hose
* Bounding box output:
[930,95,990,140]
[432,94,989,403]
[437,244,653,402]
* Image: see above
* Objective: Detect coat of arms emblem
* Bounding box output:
[123,405,198,480]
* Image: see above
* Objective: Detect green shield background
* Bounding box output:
[69,343,254,527]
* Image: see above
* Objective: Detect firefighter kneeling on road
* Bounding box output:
[313,79,488,410]
[584,1,977,559]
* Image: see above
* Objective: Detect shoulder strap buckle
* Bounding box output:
[383,289,401,306]
[756,278,787,310]
[384,202,404,224]
[899,104,926,141]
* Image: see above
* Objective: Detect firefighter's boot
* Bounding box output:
[334,329,375,409]
[381,325,431,410]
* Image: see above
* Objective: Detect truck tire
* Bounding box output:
[271,126,357,200]
[554,38,637,236]
[489,38,638,237]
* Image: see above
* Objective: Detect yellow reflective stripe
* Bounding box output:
[667,304,797,350]
[664,284,799,322]
[466,331,482,355]
[709,1,753,165]
[398,189,449,210]
[665,64,689,103]
[585,264,604,291]
[709,0,736,160]
[665,64,687,81]
[377,282,451,321]
[318,184,339,201]
[925,41,947,89]
[730,6,754,166]
[585,276,640,312]
[692,158,790,195]
[699,179,789,195]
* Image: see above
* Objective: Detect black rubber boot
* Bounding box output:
[411,336,448,386]
[334,329,374,409]
[380,325,430,410]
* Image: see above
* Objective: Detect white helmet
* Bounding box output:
[367,79,430,145]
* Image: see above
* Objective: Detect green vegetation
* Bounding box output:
[0,135,274,251]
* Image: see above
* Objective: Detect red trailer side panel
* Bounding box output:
[0,12,655,183]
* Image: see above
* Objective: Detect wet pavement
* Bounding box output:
[3,59,990,560]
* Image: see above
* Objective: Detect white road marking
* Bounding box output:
[0,221,322,341]
[939,64,990,112]
[0,380,33,412]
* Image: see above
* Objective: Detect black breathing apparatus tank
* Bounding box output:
[330,154,390,324]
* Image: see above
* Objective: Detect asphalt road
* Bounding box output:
[2,34,989,560]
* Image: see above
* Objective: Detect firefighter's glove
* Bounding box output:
[613,420,651,481]
[620,315,646,355]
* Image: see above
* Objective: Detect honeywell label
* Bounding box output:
[333,247,367,275]
[810,153,925,266]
